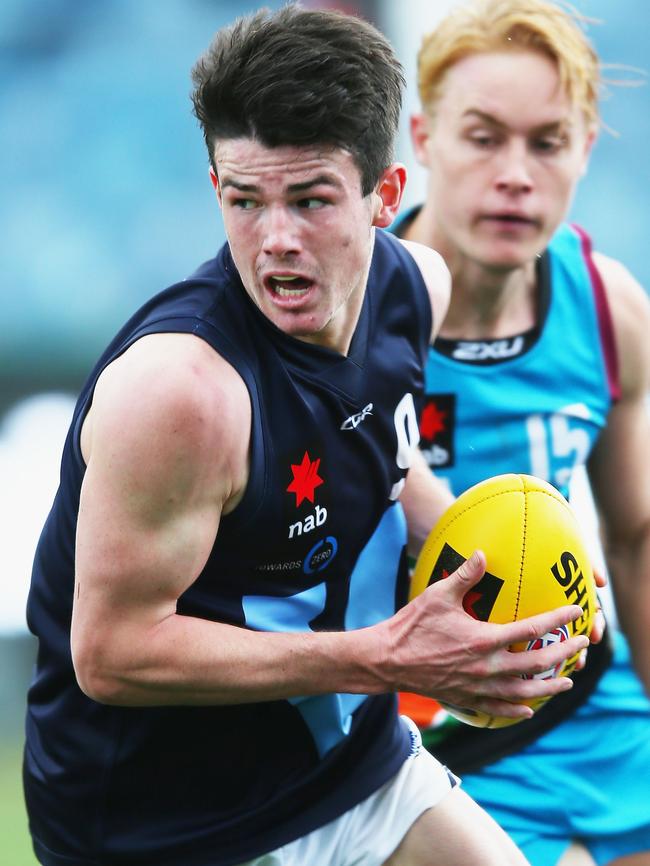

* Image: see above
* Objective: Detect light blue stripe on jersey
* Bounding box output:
[424,223,613,499]
[242,503,406,757]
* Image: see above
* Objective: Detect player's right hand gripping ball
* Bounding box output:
[410,473,597,728]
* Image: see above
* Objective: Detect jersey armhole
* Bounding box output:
[570,223,621,402]
[389,233,434,361]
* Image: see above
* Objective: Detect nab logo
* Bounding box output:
[289,505,328,539]
[286,450,328,539]
[341,403,373,431]
[421,443,450,468]
[428,542,504,621]
[286,451,324,506]
[419,395,455,468]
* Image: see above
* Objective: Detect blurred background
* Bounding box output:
[1,1,648,862]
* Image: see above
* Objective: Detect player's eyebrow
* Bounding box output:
[219,174,343,194]
[286,175,343,193]
[462,108,571,135]
[219,178,259,193]
[461,109,508,129]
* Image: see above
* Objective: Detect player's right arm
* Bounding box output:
[72,330,373,707]
[71,331,587,717]
[586,253,650,694]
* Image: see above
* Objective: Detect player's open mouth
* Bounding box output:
[484,214,538,227]
[266,275,313,298]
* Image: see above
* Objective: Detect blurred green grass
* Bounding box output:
[0,741,38,865]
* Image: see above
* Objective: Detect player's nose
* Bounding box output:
[494,140,534,194]
[262,205,302,257]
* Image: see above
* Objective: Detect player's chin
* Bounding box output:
[274,311,328,340]
[481,244,541,271]
[473,232,546,269]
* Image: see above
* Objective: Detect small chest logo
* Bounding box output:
[419,394,455,469]
[286,450,329,540]
[452,337,525,362]
[341,403,373,431]
[286,451,324,506]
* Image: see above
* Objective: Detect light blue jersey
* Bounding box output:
[393,212,650,866]
[396,218,618,762]
[420,222,619,500]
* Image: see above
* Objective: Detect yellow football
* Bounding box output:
[410,473,597,728]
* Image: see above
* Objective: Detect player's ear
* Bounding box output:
[410,113,433,168]
[371,163,407,228]
[209,166,223,206]
[579,125,597,178]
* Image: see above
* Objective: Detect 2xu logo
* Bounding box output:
[452,336,525,362]
[550,550,593,636]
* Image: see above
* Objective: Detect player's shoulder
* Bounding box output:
[593,251,650,332]
[593,251,650,393]
[396,237,449,286]
[396,238,451,339]
[107,331,245,407]
[86,332,250,465]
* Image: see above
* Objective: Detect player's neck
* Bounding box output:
[441,262,538,340]
[402,205,538,340]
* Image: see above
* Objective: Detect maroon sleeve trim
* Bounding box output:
[570,223,621,402]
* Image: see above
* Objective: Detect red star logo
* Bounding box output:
[286,451,324,506]
[420,401,447,440]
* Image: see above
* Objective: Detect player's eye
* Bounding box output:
[296,197,327,210]
[468,131,498,149]
[532,135,567,154]
[233,198,260,210]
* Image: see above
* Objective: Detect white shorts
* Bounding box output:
[238,717,459,866]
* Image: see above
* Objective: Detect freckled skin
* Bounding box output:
[211,140,379,354]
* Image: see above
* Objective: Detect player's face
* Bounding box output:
[412,50,595,270]
[211,140,398,353]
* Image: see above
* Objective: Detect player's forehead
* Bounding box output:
[214,138,361,192]
[435,50,577,130]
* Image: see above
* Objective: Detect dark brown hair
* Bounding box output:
[191,4,405,196]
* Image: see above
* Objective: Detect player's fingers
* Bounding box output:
[483,673,574,704]
[589,599,606,644]
[497,604,585,647]
[439,673,574,721]
[497,635,587,678]
[442,691,552,722]
[574,647,588,671]
[439,697,534,723]
[443,549,486,599]
[593,567,607,589]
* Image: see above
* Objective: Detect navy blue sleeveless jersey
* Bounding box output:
[24,228,432,866]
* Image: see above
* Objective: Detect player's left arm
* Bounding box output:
[398,237,451,342]
[395,240,453,553]
[587,252,650,694]
[400,449,455,558]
